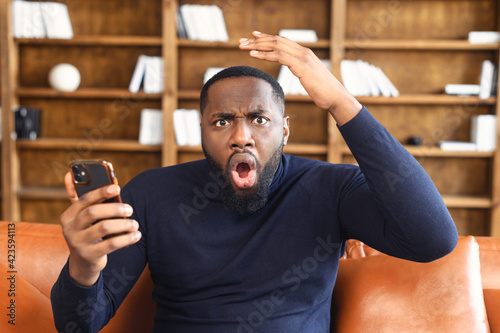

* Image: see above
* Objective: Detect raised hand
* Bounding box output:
[239,31,362,125]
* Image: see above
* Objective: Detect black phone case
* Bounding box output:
[70,160,121,203]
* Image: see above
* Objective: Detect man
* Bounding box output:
[51,31,458,332]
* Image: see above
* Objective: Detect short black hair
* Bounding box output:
[199,66,285,114]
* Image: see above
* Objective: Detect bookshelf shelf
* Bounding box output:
[17,139,161,152]
[344,39,500,51]
[442,195,492,209]
[357,94,496,105]
[179,90,496,106]
[340,145,495,159]
[16,87,162,100]
[15,35,162,46]
[17,187,67,200]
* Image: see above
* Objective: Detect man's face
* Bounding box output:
[201,76,290,213]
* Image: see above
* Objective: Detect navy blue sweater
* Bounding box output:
[51,107,458,332]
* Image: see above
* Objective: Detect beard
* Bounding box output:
[203,143,283,216]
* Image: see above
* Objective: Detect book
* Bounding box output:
[340,60,361,96]
[31,2,46,38]
[143,56,164,94]
[40,1,73,39]
[12,1,24,38]
[12,1,73,39]
[203,67,225,84]
[173,109,201,146]
[439,141,477,151]
[211,5,229,42]
[374,66,399,97]
[445,84,480,96]
[129,56,164,94]
[129,55,149,93]
[340,60,398,97]
[277,65,304,95]
[468,31,500,44]
[278,29,318,43]
[479,60,495,99]
[357,60,379,97]
[14,106,41,140]
[178,4,228,42]
[176,8,188,39]
[470,114,497,151]
[139,109,163,145]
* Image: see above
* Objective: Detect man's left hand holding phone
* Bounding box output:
[60,160,142,287]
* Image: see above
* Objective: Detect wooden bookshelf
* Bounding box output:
[0,0,499,236]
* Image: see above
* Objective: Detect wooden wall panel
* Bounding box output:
[66,0,162,36]
[20,200,70,224]
[449,208,491,236]
[346,0,497,40]
[19,150,161,188]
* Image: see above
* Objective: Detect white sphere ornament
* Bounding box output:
[48,63,81,92]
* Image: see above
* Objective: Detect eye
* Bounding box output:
[252,116,269,125]
[214,119,230,127]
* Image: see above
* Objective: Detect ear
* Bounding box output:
[283,116,290,146]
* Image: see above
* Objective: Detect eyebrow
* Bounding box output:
[210,109,267,120]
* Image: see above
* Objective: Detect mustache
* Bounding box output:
[226,149,259,170]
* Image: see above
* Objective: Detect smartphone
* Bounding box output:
[69,159,122,203]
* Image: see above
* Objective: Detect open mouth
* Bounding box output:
[230,154,257,189]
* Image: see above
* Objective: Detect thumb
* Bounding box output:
[64,172,79,203]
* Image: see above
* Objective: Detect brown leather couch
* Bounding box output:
[0,221,498,332]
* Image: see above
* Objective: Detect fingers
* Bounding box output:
[87,221,142,256]
[66,217,141,260]
[61,182,124,228]
[74,218,141,249]
[239,31,309,66]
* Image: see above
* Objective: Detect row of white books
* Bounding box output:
[341,60,399,97]
[177,4,229,42]
[439,114,497,152]
[468,31,500,44]
[173,109,202,147]
[128,55,164,94]
[445,60,497,99]
[12,0,73,39]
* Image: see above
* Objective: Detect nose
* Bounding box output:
[229,119,255,149]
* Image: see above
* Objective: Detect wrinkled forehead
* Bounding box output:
[205,76,279,113]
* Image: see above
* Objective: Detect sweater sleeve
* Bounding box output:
[337,106,458,262]
[50,187,147,333]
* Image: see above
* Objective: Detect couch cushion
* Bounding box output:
[476,237,500,290]
[0,222,69,298]
[0,262,56,332]
[332,236,489,333]
[484,289,500,333]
